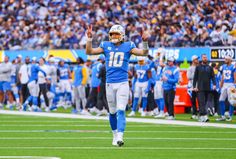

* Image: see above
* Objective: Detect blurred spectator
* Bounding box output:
[1,0,236,50]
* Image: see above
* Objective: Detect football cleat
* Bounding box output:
[128,111,135,117]
[154,112,165,118]
[117,140,124,147]
[216,116,226,121]
[165,116,175,120]
[141,111,146,117]
[191,115,198,120]
[116,132,124,147]
[112,134,118,146]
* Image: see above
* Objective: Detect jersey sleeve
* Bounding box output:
[130,41,136,50]
[99,41,105,49]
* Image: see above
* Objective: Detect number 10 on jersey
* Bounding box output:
[108,52,124,67]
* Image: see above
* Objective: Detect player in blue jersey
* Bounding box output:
[216,55,235,121]
[154,61,165,118]
[10,59,20,109]
[86,24,149,147]
[72,57,89,115]
[22,57,46,111]
[57,60,72,108]
[0,56,14,109]
[128,56,151,117]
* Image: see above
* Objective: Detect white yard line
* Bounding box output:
[0,137,235,141]
[0,147,235,150]
[0,157,60,159]
[0,130,235,134]
[0,124,189,128]
[0,110,235,129]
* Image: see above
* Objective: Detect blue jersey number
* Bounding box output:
[137,70,146,79]
[108,52,124,67]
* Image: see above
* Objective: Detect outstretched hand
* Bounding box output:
[87,25,93,38]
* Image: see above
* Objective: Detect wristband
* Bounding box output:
[87,38,93,42]
[142,41,149,50]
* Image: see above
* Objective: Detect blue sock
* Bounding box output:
[132,98,139,112]
[59,92,65,101]
[142,97,147,111]
[32,96,38,106]
[24,96,33,105]
[66,92,72,102]
[155,98,165,111]
[219,101,225,116]
[159,98,165,111]
[109,113,117,131]
[229,105,234,117]
[117,110,126,133]
[155,99,160,111]
[14,93,19,102]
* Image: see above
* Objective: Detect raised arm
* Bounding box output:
[130,29,149,56]
[86,25,104,55]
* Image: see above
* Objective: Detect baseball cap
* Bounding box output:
[167,56,175,62]
[17,54,22,58]
[32,57,37,61]
[191,55,199,61]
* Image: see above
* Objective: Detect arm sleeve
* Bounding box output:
[81,67,88,85]
[99,42,105,50]
[37,66,46,77]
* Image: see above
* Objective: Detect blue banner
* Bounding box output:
[5,50,45,61]
[149,47,211,62]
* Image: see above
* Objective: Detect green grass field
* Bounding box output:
[0,113,235,159]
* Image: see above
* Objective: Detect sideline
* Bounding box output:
[0,110,235,129]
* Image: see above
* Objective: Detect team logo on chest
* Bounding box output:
[108,47,112,51]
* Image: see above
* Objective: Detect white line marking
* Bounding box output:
[0,147,234,150]
[0,124,183,127]
[0,137,235,141]
[0,110,235,129]
[0,157,60,159]
[0,130,235,134]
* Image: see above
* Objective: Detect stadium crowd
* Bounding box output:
[1,0,236,50]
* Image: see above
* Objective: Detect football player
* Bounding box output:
[128,56,151,117]
[72,57,89,115]
[22,57,46,111]
[86,24,149,147]
[217,55,235,121]
[57,60,72,108]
